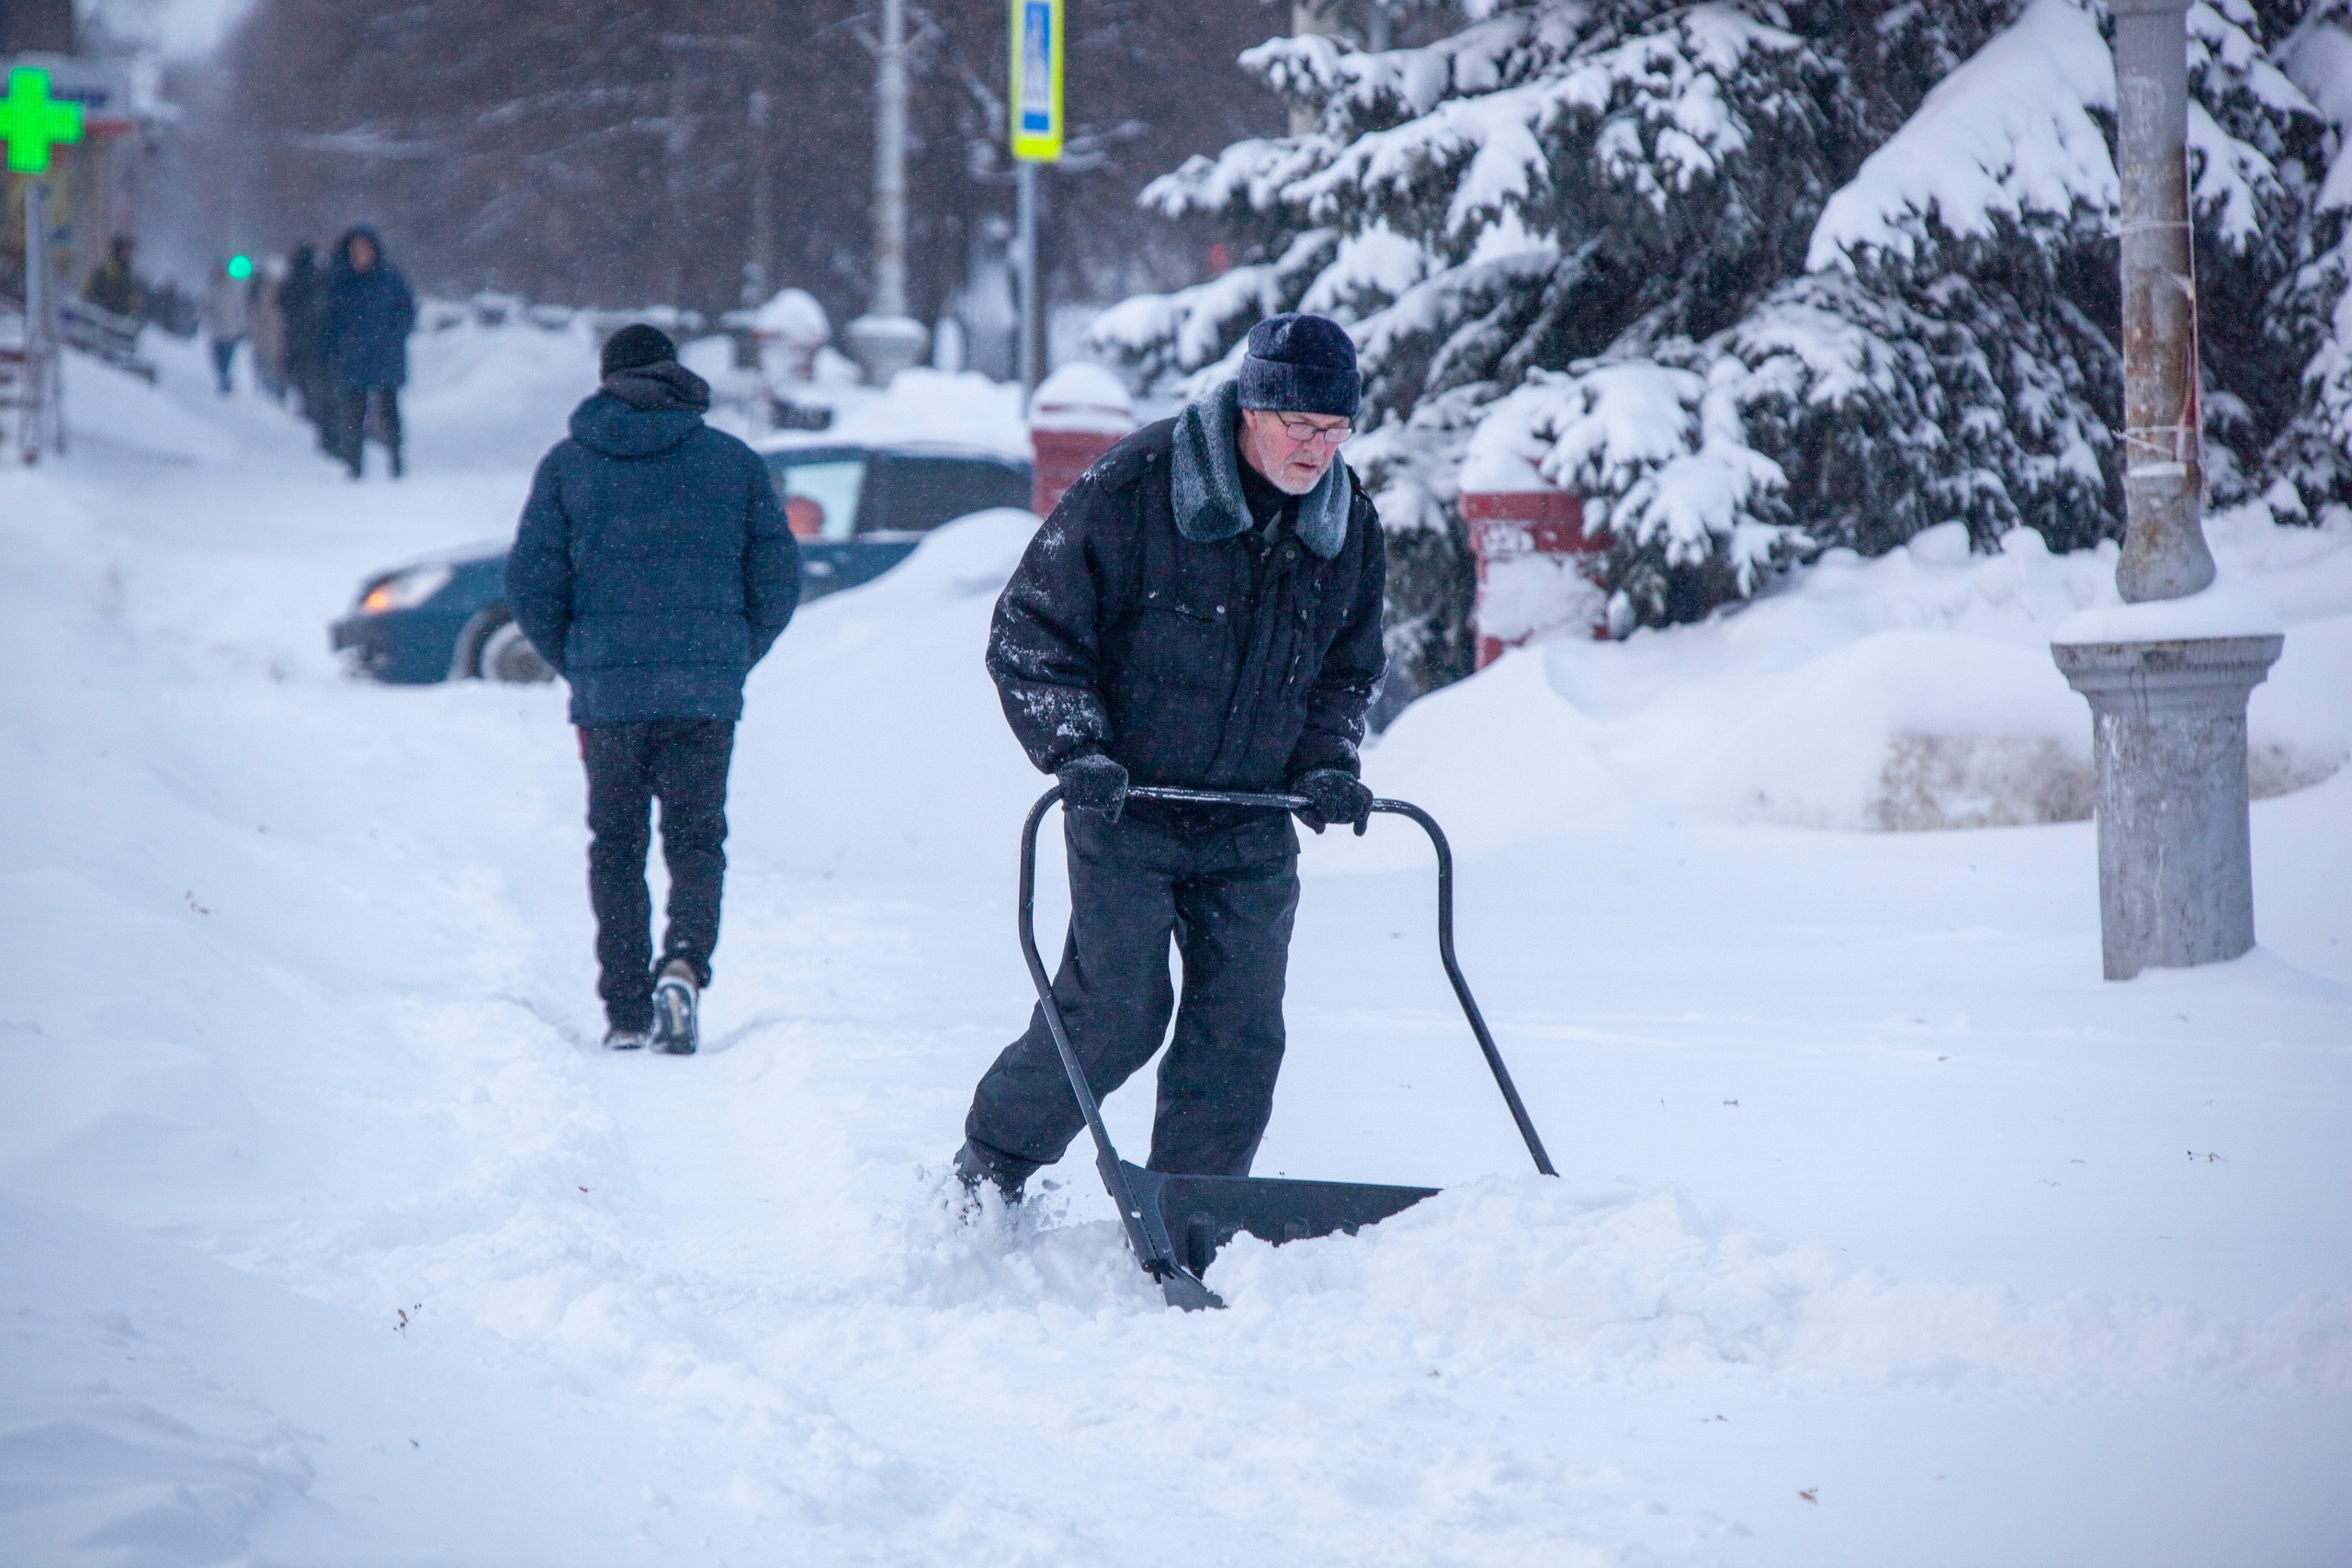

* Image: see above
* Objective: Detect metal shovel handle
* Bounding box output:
[1015,784,1556,1216]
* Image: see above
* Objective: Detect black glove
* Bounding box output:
[1291,767,1374,835]
[1057,753,1130,821]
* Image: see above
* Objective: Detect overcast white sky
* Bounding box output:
[83,0,256,60]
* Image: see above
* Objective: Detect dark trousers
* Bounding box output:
[209,337,240,394]
[582,720,735,1032]
[327,385,402,475]
[966,808,1301,1178]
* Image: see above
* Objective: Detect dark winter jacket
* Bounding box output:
[987,380,1386,828]
[322,228,417,389]
[506,366,800,726]
[82,257,143,320]
[279,251,324,380]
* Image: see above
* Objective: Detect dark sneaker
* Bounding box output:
[952,1139,1035,1206]
[603,1025,650,1052]
[650,960,698,1055]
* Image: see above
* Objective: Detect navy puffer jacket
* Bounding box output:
[322,227,416,389]
[506,378,799,725]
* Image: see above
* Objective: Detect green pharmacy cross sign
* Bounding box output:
[2,67,85,174]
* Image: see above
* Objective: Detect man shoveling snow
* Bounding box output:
[955,314,1388,1201]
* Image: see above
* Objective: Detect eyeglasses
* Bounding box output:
[1274,417,1353,446]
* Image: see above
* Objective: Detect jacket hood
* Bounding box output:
[569,390,705,458]
[330,226,389,276]
[1170,379,1351,560]
[600,360,711,414]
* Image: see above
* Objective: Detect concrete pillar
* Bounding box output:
[2052,637,2283,979]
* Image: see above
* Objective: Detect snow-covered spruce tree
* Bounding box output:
[1091,0,2345,707]
[1094,1,1873,693]
[2266,0,2352,524]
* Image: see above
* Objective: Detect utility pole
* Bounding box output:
[1289,1,1344,134]
[2050,0,2283,980]
[1008,0,1065,393]
[745,85,773,310]
[662,48,690,307]
[1016,162,1038,391]
[846,0,927,383]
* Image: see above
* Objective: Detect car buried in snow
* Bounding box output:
[330,441,1033,684]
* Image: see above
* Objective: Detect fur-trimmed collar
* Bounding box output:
[1170,380,1351,560]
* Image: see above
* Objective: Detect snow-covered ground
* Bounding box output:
[5,325,2350,1566]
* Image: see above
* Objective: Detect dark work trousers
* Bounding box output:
[966,807,1301,1178]
[581,720,735,1032]
[328,385,402,476]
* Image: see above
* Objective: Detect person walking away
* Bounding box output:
[250,257,289,402]
[200,260,252,396]
[81,235,143,321]
[506,325,800,1054]
[951,312,1385,1201]
[321,227,415,478]
[278,244,328,441]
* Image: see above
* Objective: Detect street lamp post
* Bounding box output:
[2050,0,2284,980]
[846,0,928,384]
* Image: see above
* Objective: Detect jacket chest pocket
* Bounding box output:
[1131,589,1233,686]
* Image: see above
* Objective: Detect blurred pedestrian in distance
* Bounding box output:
[278,244,327,442]
[81,235,143,321]
[200,260,252,397]
[251,257,289,402]
[321,227,415,479]
[505,325,801,1055]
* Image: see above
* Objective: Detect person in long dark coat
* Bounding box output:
[320,226,416,479]
[277,244,328,437]
[952,314,1387,1201]
[506,326,801,1054]
[81,235,144,320]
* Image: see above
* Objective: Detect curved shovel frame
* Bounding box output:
[1017,784,1555,1310]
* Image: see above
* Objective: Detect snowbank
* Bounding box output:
[1366,517,2352,841]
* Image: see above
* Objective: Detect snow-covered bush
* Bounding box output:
[1089,0,2352,705]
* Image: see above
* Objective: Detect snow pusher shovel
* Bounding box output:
[1018,784,1555,1311]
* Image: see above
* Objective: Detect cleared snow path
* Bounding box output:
[4,331,2350,1566]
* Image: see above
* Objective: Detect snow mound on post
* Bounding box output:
[1806,0,2117,273]
[2052,576,2286,643]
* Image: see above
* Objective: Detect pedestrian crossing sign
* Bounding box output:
[1009,0,1063,163]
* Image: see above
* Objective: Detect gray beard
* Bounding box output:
[1241,430,1322,495]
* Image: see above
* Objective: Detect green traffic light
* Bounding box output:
[228,254,255,280]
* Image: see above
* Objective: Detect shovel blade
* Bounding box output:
[1123,1163,1437,1288]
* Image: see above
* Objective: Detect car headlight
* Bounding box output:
[359,563,454,614]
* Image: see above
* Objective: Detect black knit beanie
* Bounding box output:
[1236,312,1361,419]
[601,323,677,376]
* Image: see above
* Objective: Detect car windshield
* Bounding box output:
[772,457,866,541]
[861,454,1031,535]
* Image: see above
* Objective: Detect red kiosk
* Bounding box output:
[1457,430,1608,668]
[1027,361,1135,516]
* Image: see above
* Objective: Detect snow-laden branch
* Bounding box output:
[1806,0,2116,275]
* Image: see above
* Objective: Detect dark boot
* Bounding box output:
[650,957,698,1055]
[953,1139,1037,1205]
